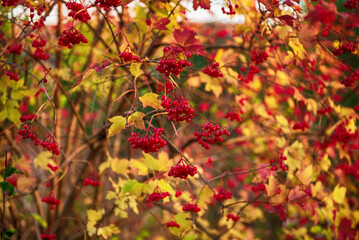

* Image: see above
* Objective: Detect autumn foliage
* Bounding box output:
[0,0,359,239]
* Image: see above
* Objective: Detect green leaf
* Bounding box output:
[108,116,126,138]
[4,166,17,178]
[0,181,15,196]
[32,214,48,228]
[2,228,16,240]
[139,93,162,110]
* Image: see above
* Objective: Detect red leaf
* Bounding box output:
[173,28,205,56]
[267,204,287,221]
[338,218,357,240]
[278,15,295,27]
[151,15,170,30]
[193,0,210,10]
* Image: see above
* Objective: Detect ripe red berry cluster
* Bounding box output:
[83,177,101,187]
[58,27,88,49]
[7,43,22,55]
[317,106,333,115]
[161,95,194,122]
[20,114,37,122]
[168,158,197,179]
[65,2,91,23]
[17,124,39,144]
[344,0,358,9]
[269,154,287,171]
[238,65,260,83]
[32,37,47,48]
[128,128,166,153]
[224,112,241,122]
[1,0,18,7]
[95,0,122,10]
[251,183,266,192]
[166,221,180,228]
[213,188,232,202]
[42,195,61,210]
[40,137,60,155]
[222,3,238,15]
[182,203,201,213]
[194,122,230,150]
[341,69,359,87]
[47,164,58,172]
[203,62,223,78]
[34,48,50,60]
[147,191,170,203]
[175,191,182,197]
[251,50,269,65]
[332,41,357,56]
[157,81,174,93]
[40,234,56,240]
[226,214,240,222]
[6,71,19,81]
[119,51,140,62]
[156,45,192,77]
[292,121,309,131]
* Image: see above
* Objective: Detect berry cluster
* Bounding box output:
[166,221,180,228]
[182,203,201,213]
[203,62,223,78]
[31,37,50,60]
[237,65,260,83]
[7,43,22,55]
[17,125,38,141]
[147,190,170,202]
[42,194,61,210]
[65,2,91,23]
[83,177,101,187]
[344,0,358,9]
[58,27,88,49]
[128,128,166,153]
[20,114,37,122]
[269,154,287,172]
[95,0,122,10]
[213,188,232,202]
[224,112,241,122]
[332,41,357,56]
[47,164,58,172]
[292,121,309,131]
[226,214,240,222]
[119,51,140,62]
[157,81,174,93]
[168,158,197,179]
[6,71,19,81]
[1,0,18,7]
[161,95,194,122]
[317,106,333,115]
[175,191,182,197]
[194,122,230,150]
[251,183,266,192]
[222,3,238,15]
[40,234,56,240]
[156,45,192,77]
[341,69,359,87]
[336,160,359,179]
[40,137,60,155]
[251,50,269,65]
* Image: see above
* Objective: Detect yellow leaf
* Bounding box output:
[265,174,279,197]
[139,92,162,109]
[332,185,346,204]
[289,38,306,59]
[319,154,331,172]
[142,152,160,171]
[87,209,104,236]
[128,112,146,130]
[33,151,56,172]
[130,62,143,79]
[297,165,313,185]
[199,72,223,97]
[97,224,120,239]
[107,116,126,138]
[111,158,129,175]
[130,159,148,175]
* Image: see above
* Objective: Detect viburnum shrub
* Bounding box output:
[0,0,358,239]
